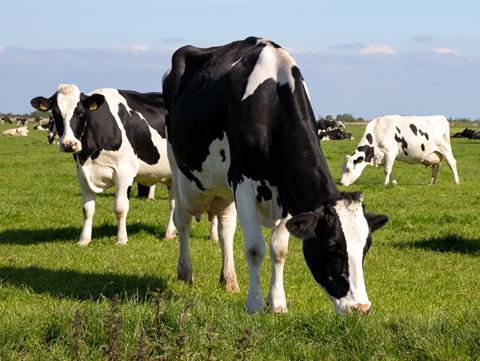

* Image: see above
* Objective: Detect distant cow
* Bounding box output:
[1,116,13,124]
[16,117,28,126]
[452,128,480,139]
[164,37,388,314]
[2,126,29,136]
[31,84,177,245]
[320,128,354,141]
[340,115,460,186]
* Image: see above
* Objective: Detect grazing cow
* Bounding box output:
[2,126,29,136]
[30,84,177,245]
[164,37,388,314]
[340,115,460,186]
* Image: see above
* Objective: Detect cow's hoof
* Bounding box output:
[177,269,194,284]
[246,299,264,314]
[220,276,240,293]
[163,231,177,240]
[392,180,397,186]
[270,305,288,314]
[116,239,128,245]
[77,239,91,246]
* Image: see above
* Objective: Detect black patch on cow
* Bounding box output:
[409,124,418,136]
[396,126,401,134]
[220,149,226,162]
[256,180,273,203]
[394,133,409,156]
[117,90,166,138]
[419,129,429,140]
[354,156,364,165]
[357,145,374,163]
[421,143,425,151]
[366,133,373,145]
[117,103,160,165]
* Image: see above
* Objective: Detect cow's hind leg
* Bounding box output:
[78,187,96,246]
[164,185,177,240]
[267,217,290,313]
[175,205,193,283]
[383,153,396,186]
[235,185,266,314]
[211,198,239,292]
[114,179,133,245]
[209,215,219,242]
[428,164,440,185]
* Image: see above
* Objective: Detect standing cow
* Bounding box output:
[31,84,177,244]
[164,37,388,314]
[340,115,460,186]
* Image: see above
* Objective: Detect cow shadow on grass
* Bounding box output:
[395,234,480,255]
[0,265,171,301]
[0,222,164,245]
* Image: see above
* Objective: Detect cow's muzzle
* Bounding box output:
[60,140,82,153]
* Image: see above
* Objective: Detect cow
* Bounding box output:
[163,37,388,315]
[319,128,354,141]
[452,128,480,139]
[16,117,28,126]
[340,115,460,186]
[2,126,28,136]
[1,116,13,124]
[30,84,177,245]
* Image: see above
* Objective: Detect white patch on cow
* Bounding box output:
[57,84,82,150]
[241,45,297,101]
[332,198,371,312]
[302,80,311,101]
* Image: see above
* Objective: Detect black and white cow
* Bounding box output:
[30,84,177,244]
[163,37,388,314]
[340,115,460,186]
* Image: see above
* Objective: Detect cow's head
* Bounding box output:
[340,154,369,186]
[31,84,105,153]
[286,192,388,315]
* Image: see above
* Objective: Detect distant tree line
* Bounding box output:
[318,114,366,123]
[448,117,480,122]
[0,110,50,118]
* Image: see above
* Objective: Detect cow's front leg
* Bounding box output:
[235,187,265,314]
[114,181,132,245]
[78,188,96,246]
[267,217,290,313]
[214,199,239,292]
[164,186,177,240]
[383,154,396,186]
[209,215,219,242]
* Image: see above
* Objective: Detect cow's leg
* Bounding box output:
[428,164,440,185]
[442,150,460,184]
[267,218,290,313]
[147,185,156,200]
[383,154,396,186]
[175,206,193,283]
[78,188,96,246]
[209,215,219,242]
[213,199,239,292]
[114,180,133,245]
[164,186,177,240]
[235,186,266,314]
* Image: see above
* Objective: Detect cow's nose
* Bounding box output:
[355,303,372,315]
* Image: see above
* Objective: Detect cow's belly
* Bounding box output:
[136,155,171,186]
[396,143,441,165]
[173,134,233,218]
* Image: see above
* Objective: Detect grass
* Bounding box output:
[0,123,479,360]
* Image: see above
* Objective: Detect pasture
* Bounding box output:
[0,123,479,360]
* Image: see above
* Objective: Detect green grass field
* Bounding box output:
[0,123,479,360]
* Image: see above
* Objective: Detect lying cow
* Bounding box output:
[340,115,460,186]
[164,37,388,314]
[320,128,354,141]
[2,126,29,136]
[31,84,177,245]
[452,128,480,139]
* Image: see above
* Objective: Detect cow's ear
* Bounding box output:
[82,94,105,111]
[31,96,52,111]
[286,212,320,239]
[365,212,388,232]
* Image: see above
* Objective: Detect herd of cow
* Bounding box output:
[2,36,469,315]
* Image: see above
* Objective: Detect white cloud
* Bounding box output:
[113,44,149,53]
[358,44,397,55]
[433,47,461,56]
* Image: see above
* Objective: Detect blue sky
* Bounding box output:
[1,0,479,118]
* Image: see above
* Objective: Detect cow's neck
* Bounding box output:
[276,122,340,215]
